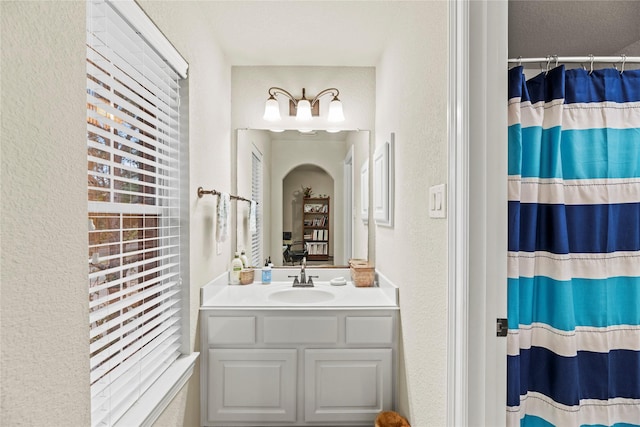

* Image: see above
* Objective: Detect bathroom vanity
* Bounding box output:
[199,268,399,426]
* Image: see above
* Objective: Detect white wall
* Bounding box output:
[374,2,449,425]
[1,2,90,424]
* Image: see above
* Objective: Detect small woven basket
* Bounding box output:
[239,268,254,285]
[349,259,375,287]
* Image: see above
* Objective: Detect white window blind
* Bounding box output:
[86,1,185,425]
[251,151,262,266]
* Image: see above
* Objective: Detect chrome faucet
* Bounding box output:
[291,257,316,287]
[300,257,306,285]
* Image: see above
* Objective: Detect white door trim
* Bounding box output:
[343,146,354,264]
[447,1,508,426]
[447,1,470,425]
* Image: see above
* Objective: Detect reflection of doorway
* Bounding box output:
[343,148,353,263]
[282,164,334,265]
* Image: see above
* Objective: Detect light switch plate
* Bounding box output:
[429,184,446,218]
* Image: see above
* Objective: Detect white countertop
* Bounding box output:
[200,268,399,309]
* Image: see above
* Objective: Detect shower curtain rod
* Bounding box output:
[508,55,640,65]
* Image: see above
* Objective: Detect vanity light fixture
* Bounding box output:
[263,87,345,123]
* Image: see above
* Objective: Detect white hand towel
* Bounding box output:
[249,201,257,234]
[217,192,230,242]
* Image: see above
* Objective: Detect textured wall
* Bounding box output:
[0,1,90,425]
[374,2,449,425]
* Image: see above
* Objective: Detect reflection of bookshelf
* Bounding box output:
[302,197,330,261]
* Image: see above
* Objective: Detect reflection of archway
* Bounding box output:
[282,164,334,263]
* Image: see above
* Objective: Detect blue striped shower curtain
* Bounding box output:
[507,65,640,427]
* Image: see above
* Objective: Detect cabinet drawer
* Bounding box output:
[264,316,338,344]
[346,316,394,344]
[207,316,256,344]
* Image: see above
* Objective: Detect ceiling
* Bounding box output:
[188,1,640,67]
[508,0,640,58]
[195,1,419,66]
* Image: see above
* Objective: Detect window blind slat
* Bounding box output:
[88,235,180,258]
[89,262,179,313]
[87,1,184,425]
[251,152,262,266]
[90,310,180,381]
[89,287,180,345]
[86,91,178,150]
[91,333,180,424]
[88,243,179,280]
[91,317,181,400]
[91,343,180,427]
[87,123,177,165]
[87,12,180,102]
[87,106,179,158]
[90,308,181,397]
[89,282,179,340]
[87,36,178,112]
[87,59,178,132]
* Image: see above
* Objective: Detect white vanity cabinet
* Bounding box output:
[200,309,398,427]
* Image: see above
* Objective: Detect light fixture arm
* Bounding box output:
[263,86,344,123]
[310,88,340,107]
[267,87,299,106]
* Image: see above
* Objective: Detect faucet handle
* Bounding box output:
[307,275,319,286]
[287,275,299,285]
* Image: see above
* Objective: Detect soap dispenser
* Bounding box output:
[229,252,243,285]
[239,250,249,268]
[261,257,272,284]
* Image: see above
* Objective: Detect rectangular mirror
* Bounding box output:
[235,129,372,267]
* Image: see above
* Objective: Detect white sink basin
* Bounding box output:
[268,288,335,304]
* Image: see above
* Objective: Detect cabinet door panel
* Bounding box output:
[304,349,392,423]
[208,349,296,423]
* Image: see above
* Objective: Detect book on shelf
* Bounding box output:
[308,242,328,255]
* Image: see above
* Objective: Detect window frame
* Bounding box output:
[86,1,196,426]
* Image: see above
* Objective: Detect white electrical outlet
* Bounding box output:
[429,184,446,218]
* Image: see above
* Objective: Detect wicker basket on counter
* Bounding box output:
[349,259,375,287]
[239,268,255,285]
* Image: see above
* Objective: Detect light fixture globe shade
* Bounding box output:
[327,98,345,122]
[263,97,281,121]
[296,99,313,121]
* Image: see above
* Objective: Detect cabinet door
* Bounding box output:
[208,349,296,423]
[304,348,392,423]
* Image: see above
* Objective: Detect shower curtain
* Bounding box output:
[507,65,640,427]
